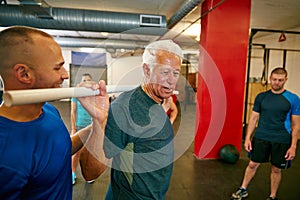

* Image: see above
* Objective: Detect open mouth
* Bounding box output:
[162,86,173,93]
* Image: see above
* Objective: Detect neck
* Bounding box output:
[0,103,44,122]
[141,83,163,104]
[271,88,285,94]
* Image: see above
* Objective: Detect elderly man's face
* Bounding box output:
[147,51,181,99]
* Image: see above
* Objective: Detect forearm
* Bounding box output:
[71,125,91,154]
[245,111,259,141]
[169,102,178,124]
[169,111,177,124]
[70,115,76,133]
[245,123,255,140]
[74,79,109,180]
[70,103,77,133]
[290,115,300,149]
[79,119,108,181]
[290,127,299,149]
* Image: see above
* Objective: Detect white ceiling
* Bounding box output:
[2,0,300,51]
[251,0,300,30]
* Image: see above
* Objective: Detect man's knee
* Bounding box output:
[271,165,281,174]
[248,160,260,170]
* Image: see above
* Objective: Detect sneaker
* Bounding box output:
[87,179,95,184]
[231,188,248,199]
[72,172,76,185]
[266,197,278,200]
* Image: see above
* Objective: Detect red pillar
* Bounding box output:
[194,0,251,159]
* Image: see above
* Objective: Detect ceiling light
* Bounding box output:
[101,32,109,37]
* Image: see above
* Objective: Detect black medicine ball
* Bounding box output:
[219,144,239,164]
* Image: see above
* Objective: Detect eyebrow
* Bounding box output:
[271,77,285,80]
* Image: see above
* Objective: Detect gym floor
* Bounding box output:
[52,101,300,200]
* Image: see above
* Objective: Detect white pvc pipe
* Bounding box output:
[3,85,137,107]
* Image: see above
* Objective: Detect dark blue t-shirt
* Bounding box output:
[0,103,72,199]
[104,86,174,200]
[253,90,300,143]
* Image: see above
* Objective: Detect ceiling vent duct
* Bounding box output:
[0,4,167,35]
[167,0,204,29]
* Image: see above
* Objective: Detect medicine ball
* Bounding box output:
[219,144,239,164]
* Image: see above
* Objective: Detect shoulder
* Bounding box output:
[281,90,300,113]
[43,102,57,111]
[71,97,77,103]
[282,90,300,105]
[113,86,142,104]
[282,90,299,100]
[43,102,60,116]
[255,90,271,100]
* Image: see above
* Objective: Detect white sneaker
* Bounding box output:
[87,179,95,184]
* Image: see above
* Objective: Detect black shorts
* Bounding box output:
[250,137,291,169]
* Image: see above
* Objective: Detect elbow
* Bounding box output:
[82,163,107,181]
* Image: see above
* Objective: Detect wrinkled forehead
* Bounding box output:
[155,50,182,66]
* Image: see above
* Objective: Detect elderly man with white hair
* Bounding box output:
[103,40,183,200]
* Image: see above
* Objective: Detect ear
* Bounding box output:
[142,63,150,78]
[13,64,33,84]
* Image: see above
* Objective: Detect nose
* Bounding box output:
[167,72,178,84]
[61,67,69,80]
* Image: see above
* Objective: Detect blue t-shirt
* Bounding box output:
[0,103,72,200]
[71,98,92,128]
[104,86,174,200]
[253,90,300,143]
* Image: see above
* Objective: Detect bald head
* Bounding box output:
[0,26,54,74]
[0,26,66,91]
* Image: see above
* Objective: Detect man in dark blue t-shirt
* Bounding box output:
[232,67,300,200]
[103,40,183,200]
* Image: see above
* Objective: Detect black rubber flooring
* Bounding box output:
[51,101,300,200]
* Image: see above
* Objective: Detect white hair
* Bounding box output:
[142,40,183,64]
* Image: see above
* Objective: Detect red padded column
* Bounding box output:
[194,0,251,158]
